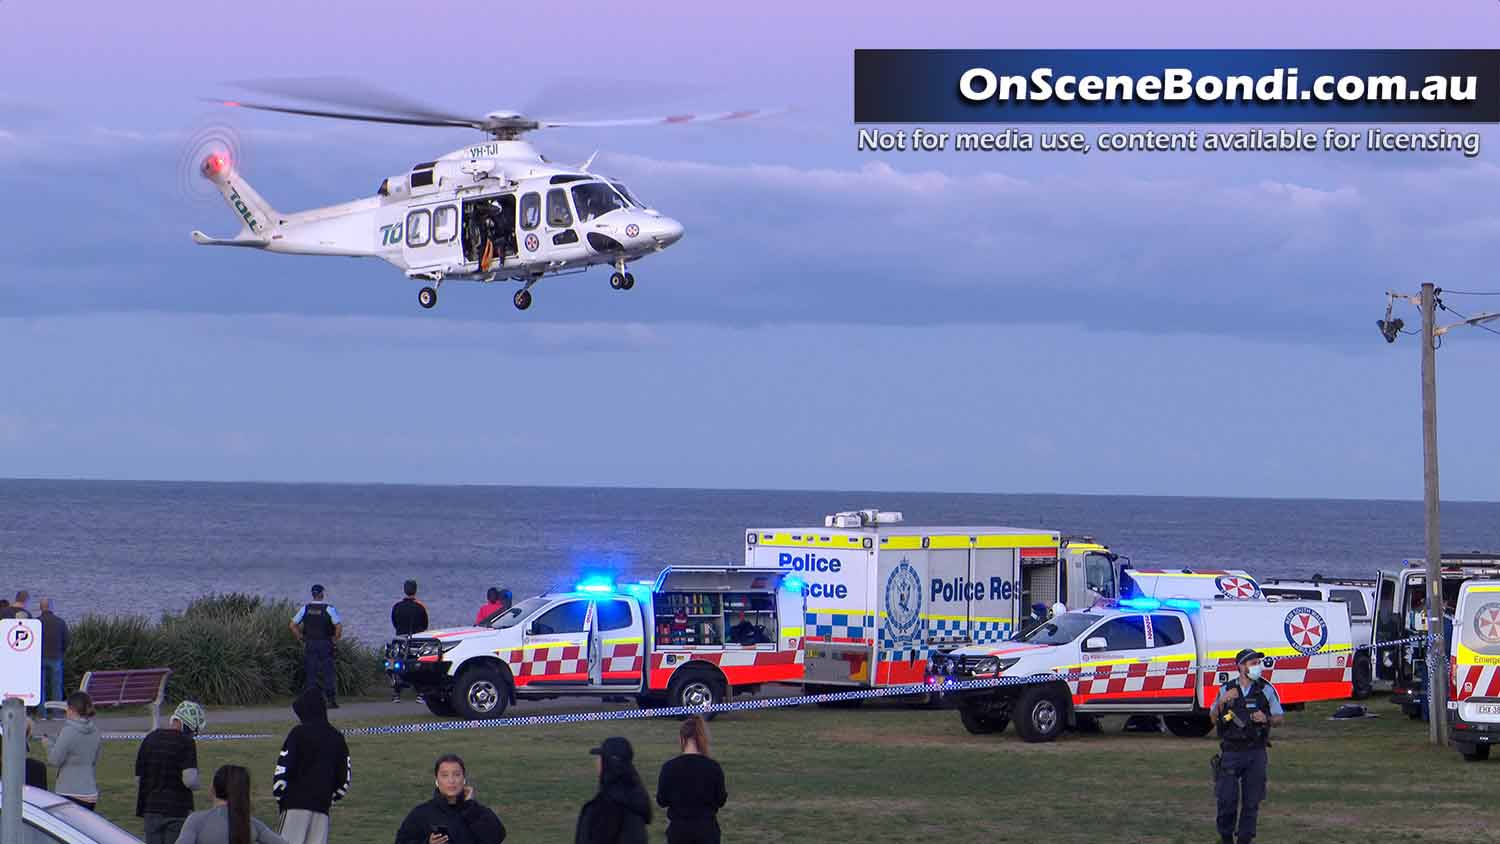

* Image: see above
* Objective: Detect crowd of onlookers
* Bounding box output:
[4,583,732,844]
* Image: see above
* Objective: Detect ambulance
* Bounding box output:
[1371,553,1500,720]
[384,566,806,720]
[1449,579,1500,762]
[931,595,1355,742]
[745,510,1066,690]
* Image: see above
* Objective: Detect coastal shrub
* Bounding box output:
[62,593,383,706]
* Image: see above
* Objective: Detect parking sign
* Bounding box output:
[1,620,41,704]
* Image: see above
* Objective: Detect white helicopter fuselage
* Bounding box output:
[193,139,682,309]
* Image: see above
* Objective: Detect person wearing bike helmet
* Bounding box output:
[135,700,207,844]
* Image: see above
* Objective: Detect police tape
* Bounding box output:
[96,632,1436,743]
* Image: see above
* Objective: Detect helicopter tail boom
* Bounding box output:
[197,152,281,242]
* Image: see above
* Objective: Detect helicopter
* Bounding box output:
[192,85,774,311]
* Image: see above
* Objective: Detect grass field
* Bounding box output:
[69,695,1499,843]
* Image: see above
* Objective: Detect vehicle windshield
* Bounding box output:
[49,802,144,844]
[487,596,549,629]
[571,182,629,221]
[1018,612,1100,645]
[610,181,646,208]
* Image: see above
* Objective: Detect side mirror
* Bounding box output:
[1084,636,1108,651]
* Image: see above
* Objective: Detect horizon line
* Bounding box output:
[2,474,1496,506]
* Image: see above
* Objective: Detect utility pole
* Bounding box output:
[1419,281,1446,746]
[1382,285,1500,746]
[2,697,23,844]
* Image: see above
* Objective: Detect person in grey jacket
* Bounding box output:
[42,691,102,810]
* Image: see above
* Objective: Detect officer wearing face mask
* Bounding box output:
[1210,648,1284,844]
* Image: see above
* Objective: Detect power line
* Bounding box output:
[1440,289,1500,296]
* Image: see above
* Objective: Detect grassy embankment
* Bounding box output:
[70,697,1499,844]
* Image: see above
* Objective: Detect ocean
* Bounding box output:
[1,479,1497,644]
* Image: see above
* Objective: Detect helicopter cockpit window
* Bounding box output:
[520,193,540,230]
[405,209,431,247]
[546,188,573,227]
[610,182,645,208]
[432,206,458,244]
[570,182,627,222]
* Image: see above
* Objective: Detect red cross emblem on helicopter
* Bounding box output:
[1475,603,1500,644]
[1284,607,1328,655]
[525,234,539,252]
[625,223,640,238]
[1215,576,1259,600]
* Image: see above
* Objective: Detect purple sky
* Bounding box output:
[1,2,1498,499]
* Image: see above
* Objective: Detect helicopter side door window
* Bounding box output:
[546,188,573,227]
[405,210,431,248]
[520,193,541,230]
[432,206,458,244]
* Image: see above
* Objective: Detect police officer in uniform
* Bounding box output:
[1211,648,1284,844]
[291,585,343,709]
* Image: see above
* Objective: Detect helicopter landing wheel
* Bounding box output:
[418,287,437,309]
[513,289,532,311]
[622,273,635,290]
[610,272,626,290]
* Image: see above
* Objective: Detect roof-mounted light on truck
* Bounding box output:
[1119,597,1162,611]
[576,574,616,594]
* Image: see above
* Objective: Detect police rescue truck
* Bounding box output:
[1449,579,1500,762]
[384,566,806,720]
[743,510,1265,695]
[1371,553,1500,720]
[931,595,1354,742]
[745,510,1068,691]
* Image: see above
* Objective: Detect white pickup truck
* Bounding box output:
[385,566,806,720]
[931,595,1354,742]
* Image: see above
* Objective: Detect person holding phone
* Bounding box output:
[395,754,506,844]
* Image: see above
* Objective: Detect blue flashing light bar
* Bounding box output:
[1164,598,1201,611]
[1119,597,1161,611]
[782,576,806,593]
[576,574,616,594]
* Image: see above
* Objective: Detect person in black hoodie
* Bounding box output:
[273,688,351,844]
[575,737,650,844]
[395,754,506,844]
[390,580,430,703]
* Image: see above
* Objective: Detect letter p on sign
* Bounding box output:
[1,620,41,704]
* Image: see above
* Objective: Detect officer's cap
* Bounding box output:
[1235,648,1266,665]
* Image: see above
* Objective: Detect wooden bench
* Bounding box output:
[44,668,173,728]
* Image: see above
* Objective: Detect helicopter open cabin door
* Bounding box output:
[401,202,462,275]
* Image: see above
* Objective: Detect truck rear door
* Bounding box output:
[1373,571,1400,686]
[591,597,643,691]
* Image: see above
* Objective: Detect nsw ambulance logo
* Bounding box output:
[1215,575,1260,600]
[884,560,922,642]
[1284,607,1328,655]
[1474,603,1500,645]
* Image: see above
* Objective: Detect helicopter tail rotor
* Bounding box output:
[194,151,280,243]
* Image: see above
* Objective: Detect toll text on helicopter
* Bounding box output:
[856,128,1482,157]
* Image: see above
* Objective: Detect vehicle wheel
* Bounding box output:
[513,289,532,310]
[1163,714,1214,738]
[1013,684,1068,743]
[959,705,1009,735]
[1351,653,1373,700]
[418,287,437,309]
[452,667,510,720]
[1460,744,1491,762]
[423,694,456,717]
[610,272,625,290]
[622,272,635,290]
[669,670,725,721]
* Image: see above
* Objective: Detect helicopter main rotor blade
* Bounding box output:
[209,99,482,130]
[228,76,480,125]
[535,108,788,129]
